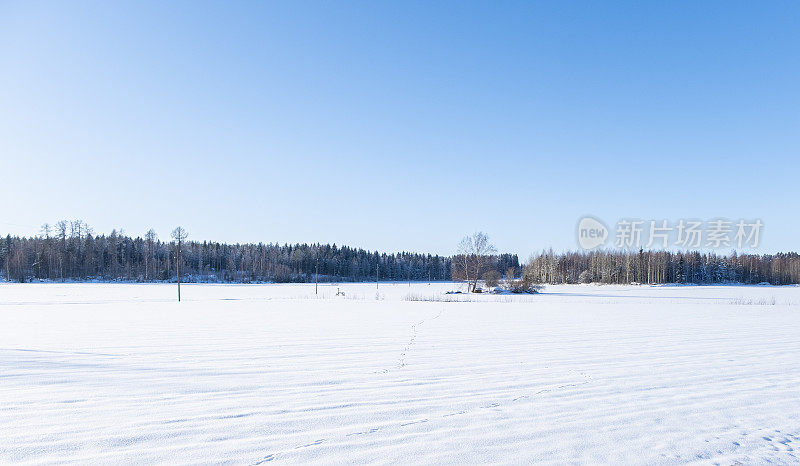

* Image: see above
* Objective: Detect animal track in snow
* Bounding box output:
[375,307,444,374]
[249,369,595,464]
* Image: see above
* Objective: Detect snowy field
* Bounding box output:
[1,282,799,465]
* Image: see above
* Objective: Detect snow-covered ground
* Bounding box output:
[1,282,799,464]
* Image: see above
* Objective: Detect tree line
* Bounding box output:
[3,222,797,286]
[525,249,800,285]
[0,221,518,283]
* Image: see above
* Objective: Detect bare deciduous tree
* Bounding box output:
[171,226,188,301]
[455,232,496,292]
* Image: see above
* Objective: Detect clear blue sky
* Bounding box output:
[1,1,797,258]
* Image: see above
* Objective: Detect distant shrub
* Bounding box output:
[482,270,501,288]
[503,275,543,294]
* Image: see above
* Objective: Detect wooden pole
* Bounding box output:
[315,256,319,295]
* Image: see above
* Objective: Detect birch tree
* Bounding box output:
[455,232,496,292]
[171,227,188,301]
